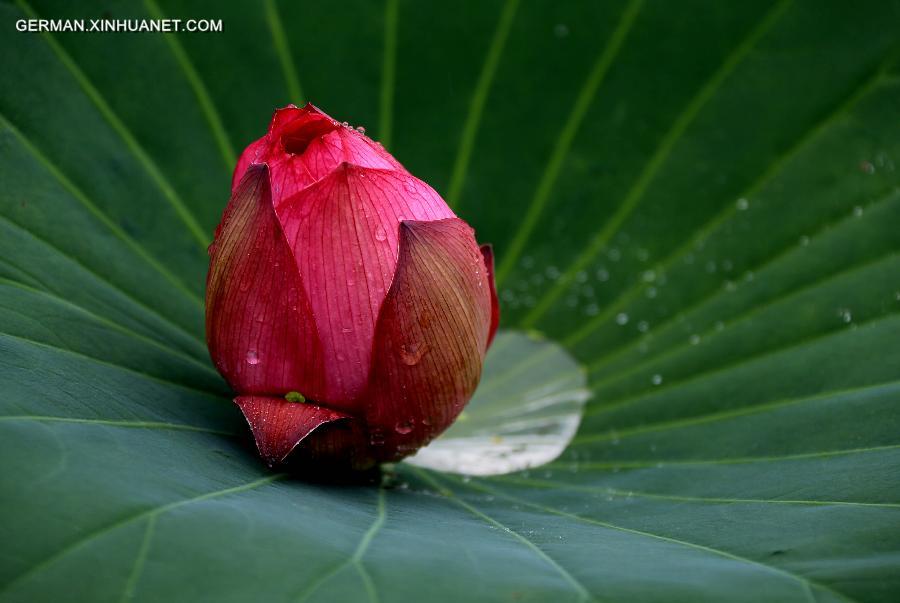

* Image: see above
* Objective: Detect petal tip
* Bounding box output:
[235,396,349,466]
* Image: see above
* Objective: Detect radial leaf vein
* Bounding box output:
[0,114,205,309]
[0,475,283,596]
[0,415,235,436]
[585,310,900,420]
[14,0,210,248]
[119,515,156,603]
[413,468,595,602]
[143,0,236,170]
[446,0,520,208]
[294,489,386,603]
[588,249,900,392]
[495,0,644,285]
[265,0,305,103]
[463,478,859,603]
[490,476,900,508]
[575,379,900,444]
[562,56,896,348]
[519,0,794,326]
[0,277,214,370]
[0,332,223,397]
[582,186,900,374]
[558,444,900,469]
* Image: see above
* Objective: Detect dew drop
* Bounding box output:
[651,374,663,386]
[736,198,749,211]
[553,23,569,38]
[395,420,414,435]
[246,350,260,365]
[399,342,428,365]
[689,334,701,345]
[615,312,629,326]
[370,428,385,446]
[853,205,864,217]
[375,226,387,241]
[637,320,649,333]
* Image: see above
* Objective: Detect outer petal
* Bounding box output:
[232,137,268,193]
[480,244,500,349]
[277,164,455,406]
[206,164,326,398]
[234,396,349,466]
[363,218,493,461]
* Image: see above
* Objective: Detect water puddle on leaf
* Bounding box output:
[406,330,590,475]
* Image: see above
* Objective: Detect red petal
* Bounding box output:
[277,165,455,406]
[480,244,500,349]
[232,104,403,205]
[234,396,349,466]
[364,218,493,461]
[206,164,326,398]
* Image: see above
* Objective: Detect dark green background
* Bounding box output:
[1,0,899,601]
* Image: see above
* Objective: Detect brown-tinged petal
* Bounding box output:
[234,396,349,466]
[480,244,500,349]
[363,218,493,461]
[206,164,326,399]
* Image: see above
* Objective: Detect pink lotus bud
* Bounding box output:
[206,104,499,471]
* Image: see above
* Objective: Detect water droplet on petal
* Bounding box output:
[375,226,387,241]
[399,342,428,365]
[395,420,414,435]
[246,350,260,365]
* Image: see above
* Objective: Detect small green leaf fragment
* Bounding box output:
[284,391,306,403]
